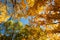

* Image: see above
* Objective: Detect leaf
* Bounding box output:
[0,3,10,23]
[26,0,35,7]
[20,0,26,9]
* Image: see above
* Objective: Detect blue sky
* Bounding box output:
[20,17,29,25]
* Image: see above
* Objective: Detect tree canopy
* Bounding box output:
[0,0,60,40]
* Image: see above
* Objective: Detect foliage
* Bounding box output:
[0,0,60,40]
[0,2,10,23]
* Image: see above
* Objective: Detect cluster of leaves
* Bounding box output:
[14,25,47,40]
[4,20,23,34]
[0,20,60,40]
[0,20,23,40]
[0,21,47,40]
[0,2,10,23]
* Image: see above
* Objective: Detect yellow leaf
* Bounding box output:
[26,0,35,7]
[0,3,10,23]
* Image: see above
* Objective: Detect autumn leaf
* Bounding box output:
[26,0,35,7]
[20,0,26,9]
[0,3,10,23]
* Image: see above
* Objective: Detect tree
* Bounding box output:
[0,0,60,40]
